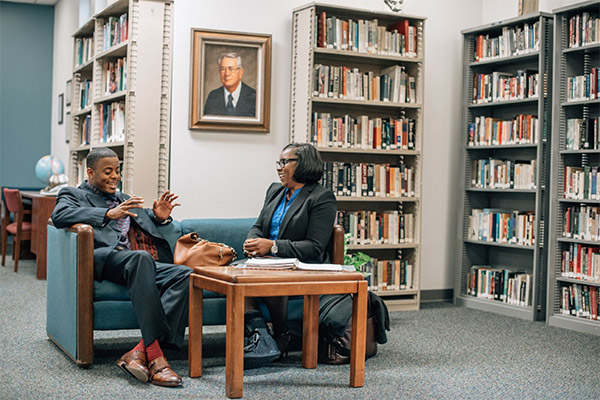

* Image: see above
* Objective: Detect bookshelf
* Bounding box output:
[68,0,173,202]
[455,13,553,321]
[547,0,600,335]
[290,3,425,311]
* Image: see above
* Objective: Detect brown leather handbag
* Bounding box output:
[173,232,237,267]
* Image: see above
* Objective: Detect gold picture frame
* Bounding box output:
[189,29,271,132]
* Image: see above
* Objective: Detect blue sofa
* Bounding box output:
[46,218,343,367]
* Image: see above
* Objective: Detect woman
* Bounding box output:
[243,142,337,357]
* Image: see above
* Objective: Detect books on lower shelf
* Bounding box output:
[79,114,91,146]
[564,166,599,200]
[103,13,128,51]
[80,79,92,109]
[321,161,415,198]
[566,117,599,150]
[471,158,536,189]
[337,210,413,245]
[562,205,600,241]
[240,258,348,272]
[468,114,538,146]
[99,101,125,143]
[313,64,417,103]
[469,208,535,246]
[566,68,599,101]
[472,70,539,104]
[311,113,415,150]
[561,242,600,282]
[352,256,413,291]
[560,283,599,320]
[467,265,532,307]
[75,36,94,66]
[104,57,127,95]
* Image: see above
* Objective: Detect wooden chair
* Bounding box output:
[1,188,32,272]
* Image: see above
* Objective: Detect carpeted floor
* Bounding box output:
[1,257,598,399]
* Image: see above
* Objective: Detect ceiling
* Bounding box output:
[2,0,59,5]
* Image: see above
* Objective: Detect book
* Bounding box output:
[239,257,347,272]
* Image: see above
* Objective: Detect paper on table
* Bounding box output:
[239,257,346,272]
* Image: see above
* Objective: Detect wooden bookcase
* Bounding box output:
[455,13,553,321]
[68,0,173,202]
[547,0,600,335]
[290,3,426,311]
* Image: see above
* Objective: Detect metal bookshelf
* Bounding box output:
[455,13,553,321]
[68,0,173,202]
[547,0,600,335]
[290,2,426,311]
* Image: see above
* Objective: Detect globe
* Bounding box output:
[35,155,65,185]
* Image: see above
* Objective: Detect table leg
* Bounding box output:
[188,277,204,378]
[225,285,244,399]
[302,294,319,369]
[350,280,367,387]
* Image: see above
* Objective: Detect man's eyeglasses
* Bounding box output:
[275,158,298,169]
[219,67,241,73]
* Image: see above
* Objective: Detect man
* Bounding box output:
[203,52,256,117]
[51,148,190,387]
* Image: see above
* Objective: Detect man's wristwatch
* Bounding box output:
[270,241,278,256]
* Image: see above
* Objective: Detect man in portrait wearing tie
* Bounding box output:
[203,52,257,117]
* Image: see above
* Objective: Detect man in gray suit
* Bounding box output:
[51,148,189,387]
[203,52,256,117]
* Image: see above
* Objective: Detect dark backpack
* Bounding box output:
[317,292,390,364]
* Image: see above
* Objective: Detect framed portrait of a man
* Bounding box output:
[190,29,271,132]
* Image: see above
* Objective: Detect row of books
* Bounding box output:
[566,117,599,150]
[467,114,538,147]
[562,205,600,242]
[561,243,600,282]
[566,68,599,101]
[560,283,599,321]
[474,21,540,61]
[466,266,532,307]
[321,161,415,198]
[104,57,127,95]
[311,113,416,150]
[337,210,414,246]
[100,102,125,143]
[80,79,92,109]
[471,158,536,190]
[74,36,94,66]
[103,14,128,51]
[468,208,536,246]
[78,114,91,146]
[316,12,418,57]
[364,258,414,292]
[76,158,87,187]
[313,64,417,103]
[472,70,539,104]
[564,166,599,200]
[568,11,600,48]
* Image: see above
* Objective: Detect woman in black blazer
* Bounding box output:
[243,142,336,358]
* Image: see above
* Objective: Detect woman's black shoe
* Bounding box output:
[273,331,291,360]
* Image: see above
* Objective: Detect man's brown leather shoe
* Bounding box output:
[148,356,183,387]
[117,349,149,383]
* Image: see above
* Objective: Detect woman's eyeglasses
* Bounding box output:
[275,158,298,168]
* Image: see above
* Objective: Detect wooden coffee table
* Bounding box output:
[188,266,368,399]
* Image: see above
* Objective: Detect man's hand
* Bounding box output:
[106,196,144,220]
[153,190,181,222]
[243,238,274,257]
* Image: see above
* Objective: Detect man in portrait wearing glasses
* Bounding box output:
[203,52,256,117]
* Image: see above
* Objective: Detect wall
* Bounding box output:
[0,2,54,189]
[53,0,585,292]
[50,0,79,169]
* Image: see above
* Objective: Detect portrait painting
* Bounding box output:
[190,29,271,132]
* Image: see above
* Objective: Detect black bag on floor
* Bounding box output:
[317,292,390,365]
[243,313,280,369]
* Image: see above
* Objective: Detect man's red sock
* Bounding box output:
[145,339,164,363]
[132,339,145,353]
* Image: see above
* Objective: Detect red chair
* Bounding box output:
[1,188,32,272]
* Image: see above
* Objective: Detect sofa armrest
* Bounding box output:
[46,222,95,367]
[330,224,344,265]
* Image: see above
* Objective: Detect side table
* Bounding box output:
[188,266,368,399]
